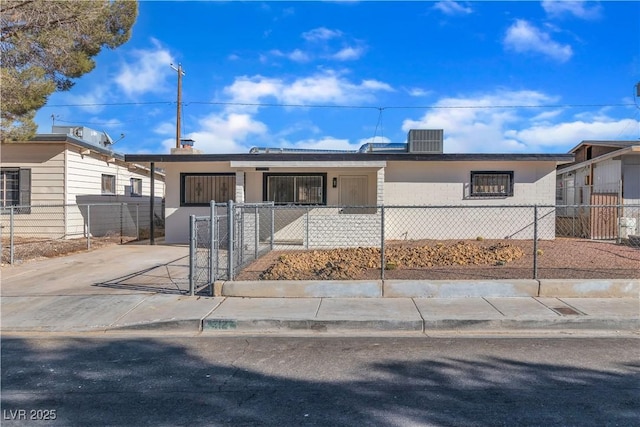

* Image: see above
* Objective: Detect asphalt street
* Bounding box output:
[1,335,638,426]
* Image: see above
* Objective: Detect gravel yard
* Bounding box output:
[235,238,640,280]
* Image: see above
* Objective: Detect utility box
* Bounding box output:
[618,217,637,239]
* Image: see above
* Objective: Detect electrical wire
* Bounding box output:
[42,100,636,110]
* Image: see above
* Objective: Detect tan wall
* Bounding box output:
[384,161,558,206]
[1,143,66,205]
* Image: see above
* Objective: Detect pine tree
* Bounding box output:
[0,0,138,141]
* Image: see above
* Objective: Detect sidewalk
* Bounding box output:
[1,244,638,336]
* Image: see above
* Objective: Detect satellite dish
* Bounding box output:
[73,127,83,138]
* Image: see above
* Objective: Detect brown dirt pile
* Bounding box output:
[259,241,525,280]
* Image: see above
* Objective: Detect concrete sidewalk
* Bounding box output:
[1,244,638,335]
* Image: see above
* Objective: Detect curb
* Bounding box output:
[216,279,640,298]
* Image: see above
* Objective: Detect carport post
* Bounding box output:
[150,162,155,245]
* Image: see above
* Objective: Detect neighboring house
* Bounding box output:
[556,140,640,239]
[126,130,573,246]
[1,126,165,239]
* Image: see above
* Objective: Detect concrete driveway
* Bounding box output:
[1,243,190,296]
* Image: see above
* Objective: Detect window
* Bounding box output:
[130,178,142,196]
[1,168,30,211]
[264,173,326,205]
[181,173,235,206]
[102,174,116,195]
[470,171,514,197]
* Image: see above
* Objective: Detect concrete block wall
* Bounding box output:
[304,211,382,248]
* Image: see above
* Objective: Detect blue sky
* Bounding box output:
[35,1,640,155]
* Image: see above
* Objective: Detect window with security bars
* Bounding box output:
[1,168,31,213]
[181,173,235,206]
[265,173,325,205]
[102,174,116,195]
[470,171,514,197]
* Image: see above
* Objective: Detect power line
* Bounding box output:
[42,100,636,110]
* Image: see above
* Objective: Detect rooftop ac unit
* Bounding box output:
[407,129,443,153]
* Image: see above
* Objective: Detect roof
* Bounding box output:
[27,133,125,160]
[567,140,640,154]
[3,134,165,178]
[125,152,574,164]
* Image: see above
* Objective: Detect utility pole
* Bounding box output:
[171,63,185,149]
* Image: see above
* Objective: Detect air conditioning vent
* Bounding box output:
[407,129,443,153]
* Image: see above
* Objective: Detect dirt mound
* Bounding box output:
[259,241,524,280]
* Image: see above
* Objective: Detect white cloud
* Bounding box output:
[407,87,433,97]
[114,39,174,97]
[331,46,364,61]
[401,90,639,153]
[401,90,558,153]
[506,118,638,148]
[503,19,573,62]
[65,85,109,114]
[541,0,602,20]
[224,71,393,106]
[289,49,311,62]
[302,27,343,42]
[433,1,473,16]
[162,112,268,154]
[288,136,361,152]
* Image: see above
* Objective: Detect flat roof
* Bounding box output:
[125,152,574,164]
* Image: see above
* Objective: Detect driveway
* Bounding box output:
[1,243,190,296]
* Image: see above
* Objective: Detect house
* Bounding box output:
[125,130,573,246]
[556,140,640,239]
[1,126,165,239]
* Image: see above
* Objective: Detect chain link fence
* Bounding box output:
[1,202,165,264]
[192,202,639,282]
[188,201,274,295]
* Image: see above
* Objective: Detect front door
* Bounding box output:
[339,175,368,210]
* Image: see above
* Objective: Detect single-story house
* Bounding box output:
[556,140,640,239]
[125,130,574,246]
[1,126,165,239]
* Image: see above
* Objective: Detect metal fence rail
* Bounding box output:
[188,201,274,295]
[1,202,165,264]
[190,202,640,283]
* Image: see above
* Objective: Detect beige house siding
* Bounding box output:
[159,160,558,244]
[1,143,67,238]
[2,141,165,239]
[382,161,557,240]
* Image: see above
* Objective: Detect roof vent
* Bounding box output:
[407,129,443,153]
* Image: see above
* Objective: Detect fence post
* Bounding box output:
[9,206,14,265]
[209,200,216,296]
[87,205,91,250]
[254,205,259,260]
[136,204,139,241]
[305,206,310,249]
[228,200,235,281]
[533,205,539,280]
[120,203,124,244]
[380,205,385,280]
[189,214,196,296]
[270,203,275,250]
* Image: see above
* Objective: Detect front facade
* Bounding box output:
[556,140,640,239]
[1,126,165,238]
[127,132,572,245]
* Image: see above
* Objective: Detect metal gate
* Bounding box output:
[189,201,274,295]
